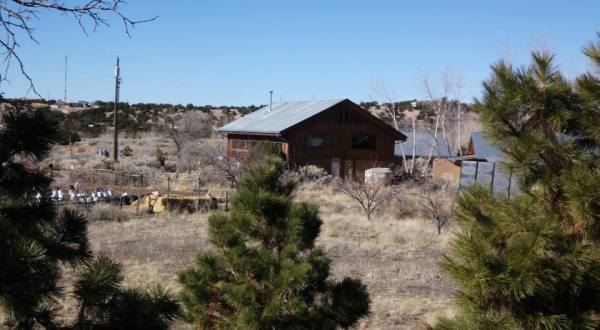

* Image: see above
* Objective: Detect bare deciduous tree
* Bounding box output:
[373,80,417,175]
[421,75,449,174]
[372,80,404,132]
[0,0,156,95]
[422,184,455,234]
[420,71,467,179]
[197,139,283,189]
[335,179,398,221]
[213,156,242,189]
[167,111,212,171]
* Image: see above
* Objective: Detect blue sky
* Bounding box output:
[3,0,600,105]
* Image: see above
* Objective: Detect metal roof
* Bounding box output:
[218,99,346,135]
[471,132,504,162]
[394,131,452,158]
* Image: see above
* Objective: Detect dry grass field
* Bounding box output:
[56,182,456,329]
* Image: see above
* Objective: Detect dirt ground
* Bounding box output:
[54,183,455,329]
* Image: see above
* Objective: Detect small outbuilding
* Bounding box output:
[436,132,520,196]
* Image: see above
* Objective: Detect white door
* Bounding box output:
[331,158,340,177]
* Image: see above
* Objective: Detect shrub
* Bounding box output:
[298,165,327,181]
[88,204,130,222]
[120,145,134,157]
[154,146,167,167]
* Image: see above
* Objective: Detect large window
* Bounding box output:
[351,133,376,149]
[307,133,334,148]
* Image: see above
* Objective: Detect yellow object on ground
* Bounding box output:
[130,194,217,213]
[130,195,166,213]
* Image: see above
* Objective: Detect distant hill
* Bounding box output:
[0,98,478,151]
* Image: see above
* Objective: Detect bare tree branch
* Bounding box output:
[422,183,455,234]
[335,178,398,221]
[0,0,157,97]
[167,111,212,172]
[372,80,417,175]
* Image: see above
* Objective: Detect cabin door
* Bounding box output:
[331,158,341,177]
[345,160,354,179]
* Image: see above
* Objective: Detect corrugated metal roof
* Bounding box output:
[471,132,504,162]
[394,131,452,158]
[218,99,346,135]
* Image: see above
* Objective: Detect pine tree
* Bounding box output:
[73,256,180,329]
[432,44,600,329]
[179,156,370,329]
[0,108,179,329]
[0,109,89,328]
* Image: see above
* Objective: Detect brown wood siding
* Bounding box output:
[285,122,399,163]
[432,158,461,184]
[226,134,288,159]
[283,102,402,179]
[466,137,475,155]
[225,100,403,180]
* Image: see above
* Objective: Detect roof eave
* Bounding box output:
[218,129,282,137]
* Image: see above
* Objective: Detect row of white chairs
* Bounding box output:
[36,189,115,204]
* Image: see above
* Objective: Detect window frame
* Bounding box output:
[306,133,335,149]
[351,133,376,150]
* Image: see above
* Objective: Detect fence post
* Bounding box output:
[166,176,170,212]
[508,171,512,199]
[490,162,496,191]
[197,178,202,212]
[225,191,228,211]
[136,174,143,216]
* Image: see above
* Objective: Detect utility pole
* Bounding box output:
[113,57,121,162]
[64,56,68,103]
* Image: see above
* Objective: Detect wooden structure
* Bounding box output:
[432,132,506,186]
[432,158,461,183]
[218,99,406,180]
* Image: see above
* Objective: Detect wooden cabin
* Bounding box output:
[218,99,406,180]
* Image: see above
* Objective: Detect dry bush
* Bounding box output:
[422,184,456,234]
[164,197,217,213]
[87,204,131,222]
[334,179,399,221]
[289,165,333,185]
[293,183,455,328]
[298,165,326,180]
[55,183,456,329]
[384,182,426,219]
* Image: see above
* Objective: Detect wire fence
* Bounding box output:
[459,161,521,197]
[46,168,231,215]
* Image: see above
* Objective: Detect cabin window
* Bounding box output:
[351,133,376,149]
[307,133,334,149]
[231,139,246,149]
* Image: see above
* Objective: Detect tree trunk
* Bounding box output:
[457,102,462,156]
[410,119,416,175]
[424,101,442,180]
[389,104,409,174]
